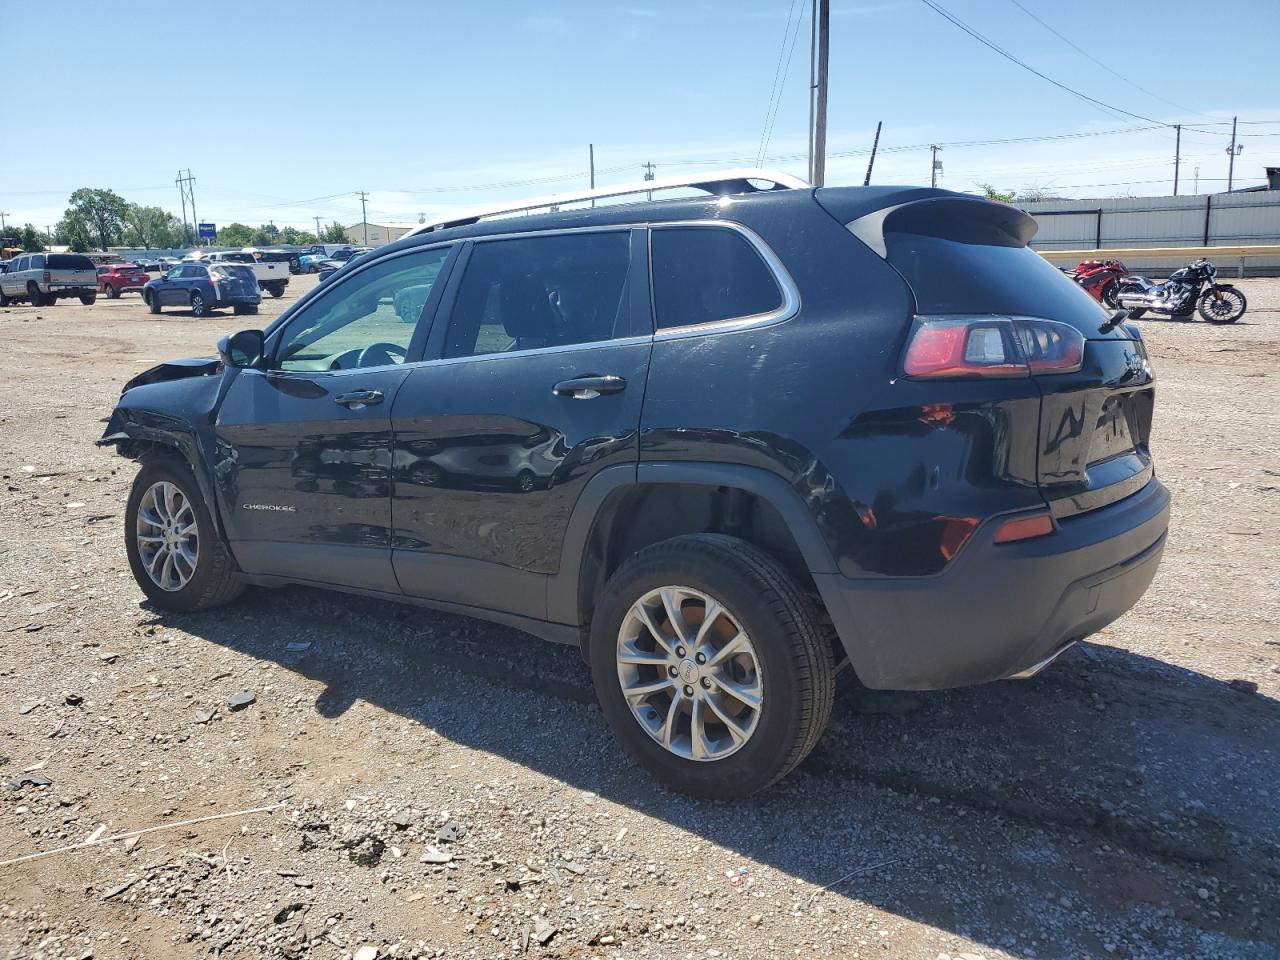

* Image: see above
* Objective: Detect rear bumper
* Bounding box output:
[47,284,97,295]
[815,477,1170,690]
[214,294,262,307]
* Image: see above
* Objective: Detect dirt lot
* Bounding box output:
[1,274,1277,960]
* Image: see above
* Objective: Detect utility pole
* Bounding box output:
[357,192,369,245]
[811,0,830,187]
[314,215,322,239]
[1194,165,1201,195]
[589,144,596,207]
[863,121,882,186]
[1226,115,1239,192]
[175,169,197,245]
[930,145,943,188]
[642,161,655,200]
[0,212,8,234]
[1173,124,1181,196]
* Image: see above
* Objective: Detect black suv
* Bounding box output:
[100,177,1169,798]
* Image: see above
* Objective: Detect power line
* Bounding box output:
[756,0,807,166]
[917,0,1163,125]
[1006,0,1208,119]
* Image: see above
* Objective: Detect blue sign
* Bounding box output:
[197,222,217,239]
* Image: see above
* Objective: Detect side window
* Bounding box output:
[16,257,29,271]
[443,232,630,359]
[276,247,450,372]
[650,226,783,330]
[30,255,45,270]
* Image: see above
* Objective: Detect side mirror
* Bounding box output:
[217,329,266,369]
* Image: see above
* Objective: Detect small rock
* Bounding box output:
[123,836,139,853]
[193,707,218,725]
[533,917,557,946]
[64,693,83,706]
[1198,887,1210,900]
[18,701,40,715]
[226,691,256,711]
[101,876,140,900]
[1227,679,1258,695]
[353,947,379,960]
[389,810,415,829]
[6,773,52,791]
[285,641,312,652]
[562,861,588,875]
[419,847,452,864]
[436,820,467,844]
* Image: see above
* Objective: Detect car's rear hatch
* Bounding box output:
[828,192,1155,520]
[48,254,98,287]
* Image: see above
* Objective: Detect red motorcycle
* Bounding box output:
[1065,259,1128,309]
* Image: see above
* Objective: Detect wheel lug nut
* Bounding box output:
[668,666,678,677]
[700,677,711,689]
[675,647,686,658]
[695,653,706,664]
[683,685,694,697]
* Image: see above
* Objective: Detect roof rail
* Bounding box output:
[404,168,810,237]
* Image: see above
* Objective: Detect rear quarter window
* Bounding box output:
[650,226,782,330]
[48,254,95,270]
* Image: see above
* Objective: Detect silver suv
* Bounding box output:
[0,252,98,306]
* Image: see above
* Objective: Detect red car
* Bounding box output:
[97,262,150,299]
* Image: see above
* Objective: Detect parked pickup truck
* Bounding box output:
[203,251,289,298]
[0,252,98,306]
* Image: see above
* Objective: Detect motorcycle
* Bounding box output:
[1066,258,1128,308]
[1115,258,1247,324]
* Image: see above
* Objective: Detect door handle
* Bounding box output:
[334,389,384,408]
[552,375,626,400]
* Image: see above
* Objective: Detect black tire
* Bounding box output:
[266,283,285,298]
[289,257,301,273]
[233,304,259,315]
[106,283,120,299]
[588,534,834,799]
[1127,308,1146,320]
[1198,287,1246,324]
[79,294,96,306]
[124,457,244,613]
[190,290,210,317]
[0,288,9,307]
[27,284,45,307]
[1101,281,1119,310]
[146,290,161,315]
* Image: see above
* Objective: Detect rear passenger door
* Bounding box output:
[389,228,652,619]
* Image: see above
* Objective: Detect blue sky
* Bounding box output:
[6,0,1279,232]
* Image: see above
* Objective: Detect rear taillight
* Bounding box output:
[903,316,1084,379]
[43,270,51,283]
[993,512,1055,543]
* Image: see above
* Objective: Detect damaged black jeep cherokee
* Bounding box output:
[100,172,1169,798]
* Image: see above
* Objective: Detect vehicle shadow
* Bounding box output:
[152,586,1280,959]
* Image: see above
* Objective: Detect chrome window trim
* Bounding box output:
[649,220,800,341]
[402,334,654,371]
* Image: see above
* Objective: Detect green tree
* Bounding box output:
[64,187,130,250]
[19,224,46,251]
[123,204,183,249]
[54,217,93,252]
[280,226,317,246]
[977,183,1017,203]
[319,221,349,244]
[215,223,258,247]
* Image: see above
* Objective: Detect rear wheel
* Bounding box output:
[125,458,243,612]
[589,534,834,799]
[1198,287,1246,324]
[106,283,120,299]
[79,293,96,306]
[266,282,285,298]
[233,304,259,315]
[0,288,9,307]
[27,284,45,307]
[1100,280,1119,309]
[190,290,210,317]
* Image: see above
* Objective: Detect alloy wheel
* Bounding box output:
[135,481,199,591]
[616,586,763,761]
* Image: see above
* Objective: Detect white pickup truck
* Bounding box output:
[199,251,290,298]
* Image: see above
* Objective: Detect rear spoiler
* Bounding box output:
[833,195,1038,259]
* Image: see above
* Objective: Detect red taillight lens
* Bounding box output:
[903,316,1085,379]
[993,512,1055,543]
[43,270,51,283]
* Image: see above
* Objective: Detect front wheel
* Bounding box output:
[124,458,243,612]
[1198,286,1246,324]
[589,534,834,799]
[146,290,162,314]
[1101,280,1120,309]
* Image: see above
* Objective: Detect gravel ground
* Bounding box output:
[1,274,1277,960]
